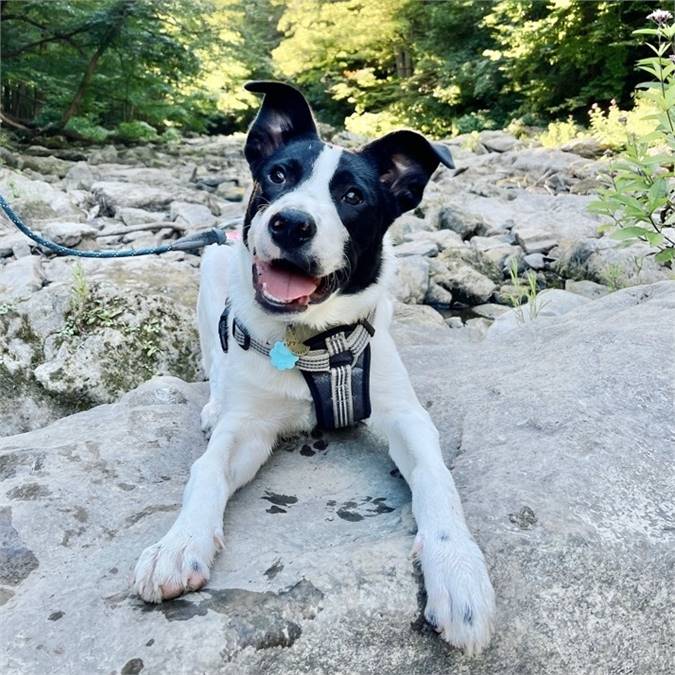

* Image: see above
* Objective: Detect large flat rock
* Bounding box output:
[1,283,674,674]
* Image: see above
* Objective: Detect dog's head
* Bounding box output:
[241,81,453,315]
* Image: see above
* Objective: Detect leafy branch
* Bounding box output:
[590,11,675,267]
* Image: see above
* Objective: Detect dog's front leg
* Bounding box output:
[132,413,277,603]
[371,339,495,655]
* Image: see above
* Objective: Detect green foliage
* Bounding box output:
[590,13,675,267]
[587,99,660,150]
[61,262,124,338]
[1,0,227,133]
[160,127,182,143]
[600,263,626,291]
[539,117,583,148]
[64,116,112,143]
[115,121,159,142]
[484,0,648,118]
[505,258,545,322]
[59,263,174,374]
[0,0,666,138]
[271,0,504,135]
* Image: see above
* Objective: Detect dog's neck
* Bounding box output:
[227,239,394,344]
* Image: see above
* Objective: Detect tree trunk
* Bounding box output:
[58,0,133,129]
[59,42,108,128]
[0,110,33,131]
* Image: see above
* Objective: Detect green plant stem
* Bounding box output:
[657,29,675,134]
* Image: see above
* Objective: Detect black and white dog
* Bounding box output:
[132,82,495,654]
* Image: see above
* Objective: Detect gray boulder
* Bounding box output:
[63,162,98,191]
[522,252,546,270]
[393,255,429,304]
[41,221,98,248]
[388,214,434,245]
[472,303,510,320]
[551,237,671,287]
[564,279,610,299]
[0,231,33,259]
[436,204,487,240]
[486,288,591,338]
[471,235,522,268]
[0,256,202,435]
[411,228,464,250]
[20,154,72,178]
[170,201,217,229]
[88,145,119,165]
[394,239,438,258]
[91,181,178,214]
[215,182,246,202]
[0,168,83,223]
[117,207,167,227]
[561,137,609,159]
[479,131,521,154]
[430,249,498,305]
[0,256,45,300]
[513,224,558,254]
[1,283,673,674]
[510,147,593,176]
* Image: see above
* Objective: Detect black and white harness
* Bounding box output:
[218,304,375,430]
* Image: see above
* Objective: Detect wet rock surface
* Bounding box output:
[1,283,673,674]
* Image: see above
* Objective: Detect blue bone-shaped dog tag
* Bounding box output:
[270,341,299,370]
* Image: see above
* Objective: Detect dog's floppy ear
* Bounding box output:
[361,130,454,215]
[244,81,319,170]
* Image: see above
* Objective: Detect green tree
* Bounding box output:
[272,0,409,128]
[0,0,666,140]
[400,0,504,135]
[484,0,649,119]
[1,0,226,136]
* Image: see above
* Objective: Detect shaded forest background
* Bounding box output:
[0,0,660,141]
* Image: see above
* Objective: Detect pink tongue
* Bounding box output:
[256,261,319,302]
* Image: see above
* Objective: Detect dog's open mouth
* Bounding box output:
[253,259,333,312]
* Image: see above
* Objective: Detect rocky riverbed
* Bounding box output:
[0,131,672,434]
[0,132,673,674]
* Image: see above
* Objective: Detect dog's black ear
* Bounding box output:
[244,81,319,170]
[361,130,454,215]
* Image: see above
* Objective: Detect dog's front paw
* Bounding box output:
[415,531,495,656]
[200,400,222,438]
[132,526,223,603]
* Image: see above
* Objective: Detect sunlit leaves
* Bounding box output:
[590,15,675,268]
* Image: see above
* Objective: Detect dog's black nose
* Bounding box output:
[268,209,317,249]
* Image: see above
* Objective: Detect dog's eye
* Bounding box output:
[342,188,363,206]
[269,166,286,184]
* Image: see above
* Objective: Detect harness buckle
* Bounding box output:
[359,317,376,337]
[329,350,354,368]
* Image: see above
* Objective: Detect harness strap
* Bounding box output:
[218,301,231,353]
[218,306,375,430]
[301,342,371,429]
[230,314,374,372]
